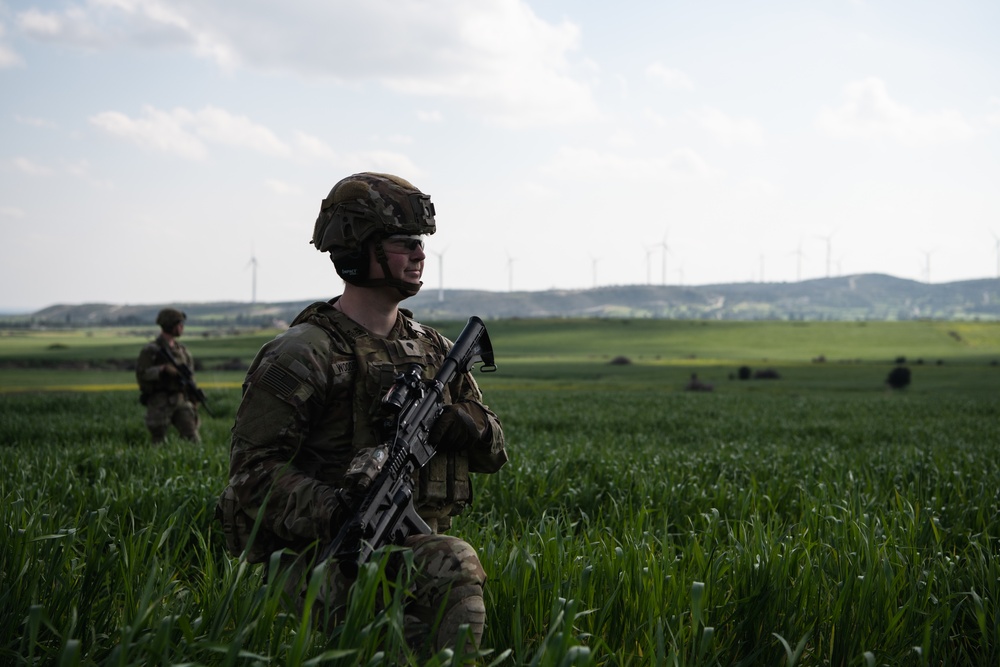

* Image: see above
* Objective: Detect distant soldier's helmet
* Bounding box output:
[156,308,186,330]
[311,172,435,296]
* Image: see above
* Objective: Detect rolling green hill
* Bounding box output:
[2,318,997,395]
[5,274,1000,328]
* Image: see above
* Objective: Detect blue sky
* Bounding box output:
[1,0,998,311]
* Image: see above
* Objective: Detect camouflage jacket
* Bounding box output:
[216,299,507,562]
[135,334,195,398]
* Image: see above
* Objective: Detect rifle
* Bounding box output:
[158,343,215,417]
[321,315,496,576]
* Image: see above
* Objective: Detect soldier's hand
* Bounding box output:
[161,364,179,377]
[331,487,360,530]
[430,402,488,451]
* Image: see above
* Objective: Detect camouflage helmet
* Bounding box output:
[312,172,436,255]
[156,308,186,330]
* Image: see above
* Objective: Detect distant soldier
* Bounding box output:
[684,373,714,392]
[136,308,202,443]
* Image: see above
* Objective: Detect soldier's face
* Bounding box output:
[372,236,425,283]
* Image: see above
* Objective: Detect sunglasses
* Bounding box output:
[382,236,426,254]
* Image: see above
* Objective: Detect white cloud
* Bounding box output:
[265,179,302,196]
[90,107,209,159]
[816,77,975,146]
[987,97,1000,127]
[0,206,26,218]
[16,0,597,128]
[0,22,23,67]
[89,105,290,159]
[690,108,764,147]
[645,62,693,90]
[6,156,112,186]
[736,177,780,199]
[14,115,56,128]
[370,1,597,128]
[539,146,716,182]
[17,0,235,64]
[17,10,66,38]
[338,150,423,178]
[188,107,289,156]
[0,43,21,67]
[63,159,114,189]
[641,107,676,130]
[18,6,107,48]
[417,110,444,123]
[607,129,635,149]
[12,157,53,176]
[290,132,419,173]
[383,134,413,145]
[294,132,336,160]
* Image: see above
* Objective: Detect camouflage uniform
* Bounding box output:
[135,334,201,443]
[216,298,507,651]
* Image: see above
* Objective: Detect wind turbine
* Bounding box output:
[790,239,807,282]
[921,248,937,284]
[991,230,1000,279]
[246,252,258,305]
[656,233,670,286]
[835,253,847,277]
[506,252,516,292]
[644,245,655,285]
[429,246,447,303]
[814,231,837,278]
[591,255,600,289]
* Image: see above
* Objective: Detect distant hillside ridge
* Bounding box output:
[10,274,1000,327]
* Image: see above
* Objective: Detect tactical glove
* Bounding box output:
[330,487,360,532]
[430,401,489,451]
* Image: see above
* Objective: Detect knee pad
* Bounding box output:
[434,583,486,653]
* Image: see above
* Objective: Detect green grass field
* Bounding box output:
[3,319,998,393]
[1,320,999,665]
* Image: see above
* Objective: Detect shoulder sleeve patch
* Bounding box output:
[277,352,312,380]
[253,349,319,406]
[259,364,302,400]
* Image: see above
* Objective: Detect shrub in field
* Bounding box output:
[886,365,911,389]
[737,365,752,380]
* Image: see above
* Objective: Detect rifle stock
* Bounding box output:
[321,316,495,575]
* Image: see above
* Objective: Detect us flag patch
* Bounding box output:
[259,364,300,398]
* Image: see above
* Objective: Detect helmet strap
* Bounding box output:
[336,239,421,298]
[373,239,423,297]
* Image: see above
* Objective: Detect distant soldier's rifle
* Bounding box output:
[158,343,215,417]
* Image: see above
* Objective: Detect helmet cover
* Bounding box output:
[312,172,435,255]
[156,308,186,330]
